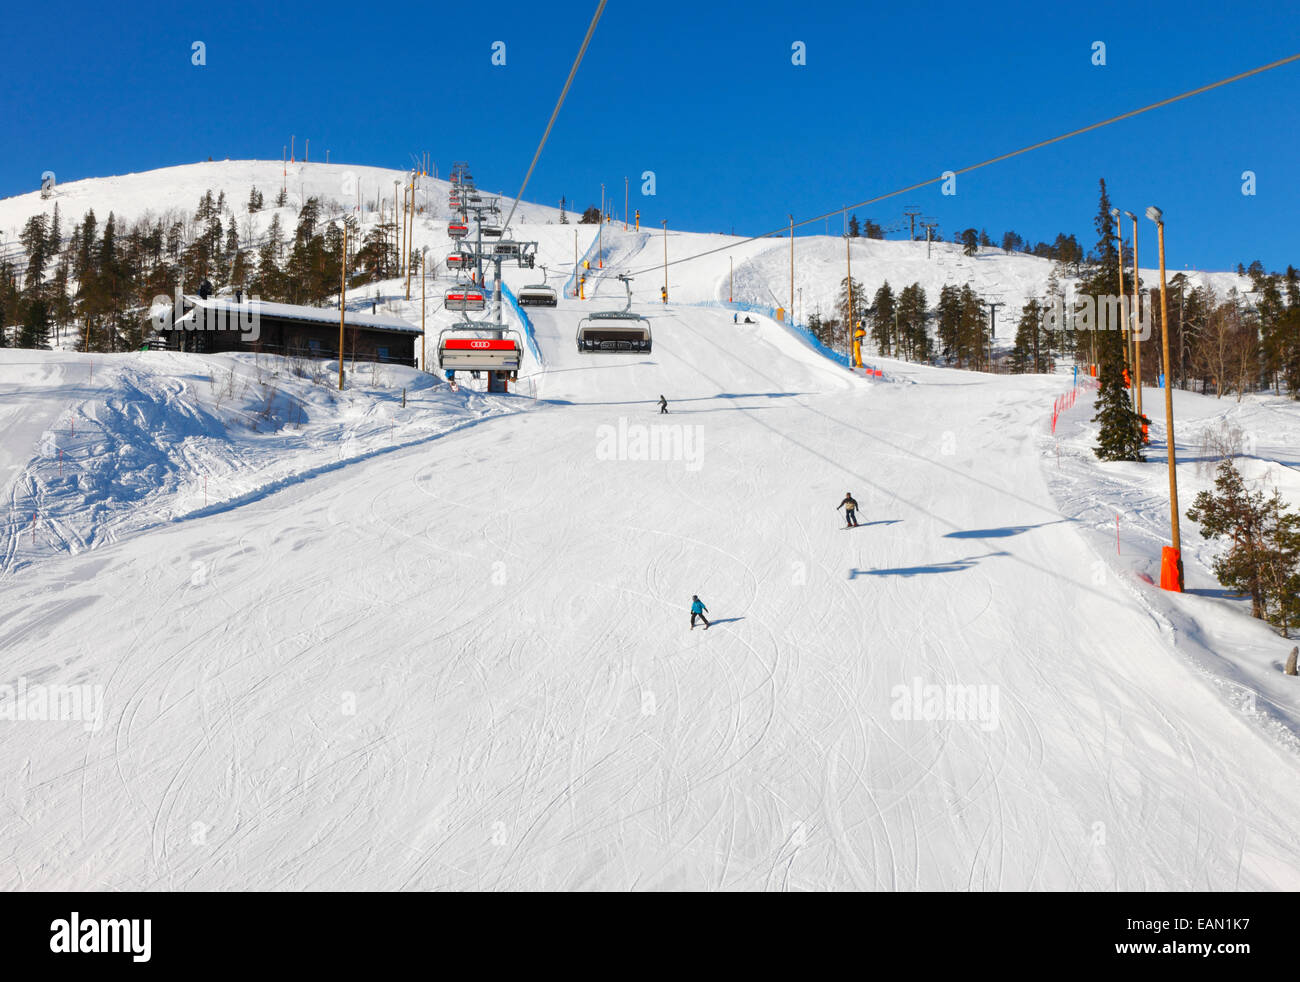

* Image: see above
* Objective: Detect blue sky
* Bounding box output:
[7,0,1298,271]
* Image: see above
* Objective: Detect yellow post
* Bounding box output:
[420,248,426,371]
[662,220,668,303]
[338,223,347,391]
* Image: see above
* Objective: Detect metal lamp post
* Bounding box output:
[1147,205,1182,592]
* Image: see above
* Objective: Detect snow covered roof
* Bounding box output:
[182,295,422,335]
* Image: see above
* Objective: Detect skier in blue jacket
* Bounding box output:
[690,595,710,630]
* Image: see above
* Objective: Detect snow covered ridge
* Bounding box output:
[0,159,563,237]
[0,349,522,574]
[1,159,1250,341]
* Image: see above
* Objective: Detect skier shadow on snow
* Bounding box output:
[706,617,745,627]
[849,551,1010,579]
[943,519,1074,539]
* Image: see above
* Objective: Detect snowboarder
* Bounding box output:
[690,595,710,630]
[658,394,668,414]
[837,492,860,528]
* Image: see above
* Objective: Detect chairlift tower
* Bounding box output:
[920,221,939,259]
[902,205,922,241]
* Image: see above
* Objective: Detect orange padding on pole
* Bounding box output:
[1159,546,1184,592]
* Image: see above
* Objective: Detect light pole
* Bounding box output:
[1147,205,1182,592]
[598,183,604,269]
[421,247,427,372]
[623,176,628,231]
[338,220,347,391]
[1110,207,1132,407]
[845,233,859,366]
[788,214,795,322]
[1124,210,1143,422]
[729,256,733,303]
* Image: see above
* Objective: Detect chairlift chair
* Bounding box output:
[444,286,487,312]
[576,311,652,353]
[448,222,469,239]
[517,284,557,307]
[575,273,650,352]
[446,253,471,271]
[437,327,522,372]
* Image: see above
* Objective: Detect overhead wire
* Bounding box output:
[621,51,1300,278]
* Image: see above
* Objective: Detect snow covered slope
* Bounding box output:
[1,160,1251,357]
[2,285,1299,890]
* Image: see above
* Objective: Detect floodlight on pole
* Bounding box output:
[1110,207,1133,405]
[1125,210,1143,421]
[1146,205,1182,592]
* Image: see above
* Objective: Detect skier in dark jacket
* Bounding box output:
[659,394,668,414]
[837,492,860,528]
[690,595,710,630]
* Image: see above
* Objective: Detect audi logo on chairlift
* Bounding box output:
[470,340,491,348]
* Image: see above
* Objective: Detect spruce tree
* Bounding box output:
[1092,342,1146,461]
[870,281,895,356]
[1011,299,1045,373]
[18,295,51,348]
[897,283,929,361]
[1187,460,1300,629]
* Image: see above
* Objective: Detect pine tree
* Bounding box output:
[869,281,895,356]
[18,295,52,348]
[957,284,987,368]
[835,275,866,353]
[1011,298,1046,373]
[937,284,962,361]
[559,196,568,224]
[960,228,978,257]
[848,214,861,238]
[897,283,930,361]
[1092,340,1146,461]
[1187,460,1300,630]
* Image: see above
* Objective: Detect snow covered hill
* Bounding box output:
[1,161,1297,891]
[1,160,1251,356]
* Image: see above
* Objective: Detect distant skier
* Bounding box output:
[733,312,738,324]
[690,595,710,630]
[660,285,668,304]
[837,492,860,528]
[658,394,668,414]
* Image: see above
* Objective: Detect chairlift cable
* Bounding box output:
[501,0,607,232]
[621,51,1300,279]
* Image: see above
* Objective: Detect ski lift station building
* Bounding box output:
[154,294,420,366]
